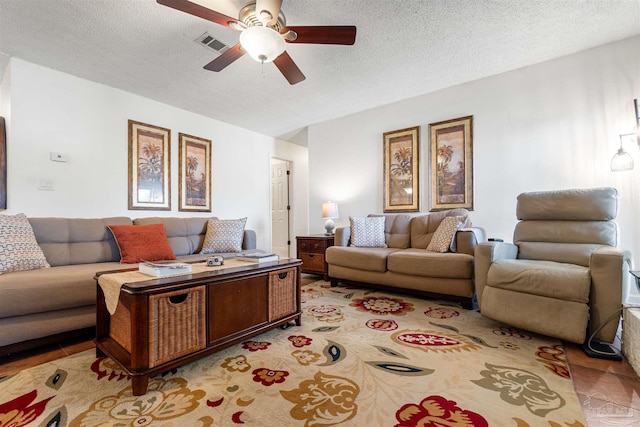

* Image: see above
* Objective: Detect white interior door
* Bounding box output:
[271,158,291,258]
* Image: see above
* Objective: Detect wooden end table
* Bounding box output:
[296,235,334,281]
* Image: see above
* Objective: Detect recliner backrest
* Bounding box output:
[513,187,618,266]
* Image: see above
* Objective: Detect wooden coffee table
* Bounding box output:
[95,259,302,395]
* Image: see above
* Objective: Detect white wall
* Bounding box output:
[309,36,640,266]
[0,58,309,251]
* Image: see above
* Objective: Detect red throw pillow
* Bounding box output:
[108,223,176,264]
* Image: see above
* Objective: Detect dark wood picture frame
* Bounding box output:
[178,133,212,212]
[429,115,473,211]
[383,126,420,212]
[128,120,171,210]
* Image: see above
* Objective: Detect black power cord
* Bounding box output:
[581,308,623,361]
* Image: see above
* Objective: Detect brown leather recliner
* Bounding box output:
[475,187,631,344]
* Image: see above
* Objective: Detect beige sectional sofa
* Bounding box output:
[0,216,256,356]
[326,209,486,308]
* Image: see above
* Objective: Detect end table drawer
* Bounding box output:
[300,253,325,272]
[149,286,206,367]
[297,240,325,254]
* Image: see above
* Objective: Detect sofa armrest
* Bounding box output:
[589,246,632,343]
[474,241,518,308]
[242,230,257,250]
[455,227,487,256]
[334,227,350,247]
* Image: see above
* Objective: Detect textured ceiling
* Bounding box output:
[1,0,639,142]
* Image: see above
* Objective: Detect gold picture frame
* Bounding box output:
[178,133,212,212]
[429,115,473,211]
[128,120,171,210]
[383,126,420,212]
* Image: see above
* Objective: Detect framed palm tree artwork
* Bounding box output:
[178,133,211,212]
[383,126,420,212]
[429,116,473,211]
[128,120,171,210]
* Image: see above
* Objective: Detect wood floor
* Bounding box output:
[1,275,638,426]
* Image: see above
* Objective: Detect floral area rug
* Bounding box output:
[0,280,586,427]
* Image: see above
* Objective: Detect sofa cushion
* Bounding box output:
[134,216,212,256]
[486,259,591,303]
[369,214,412,249]
[349,216,387,248]
[30,217,132,266]
[326,246,401,272]
[387,248,473,279]
[201,217,247,253]
[108,223,176,263]
[410,209,470,249]
[0,262,125,319]
[427,215,468,252]
[0,213,50,274]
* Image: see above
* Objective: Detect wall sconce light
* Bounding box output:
[321,201,339,235]
[610,134,635,171]
[610,98,640,172]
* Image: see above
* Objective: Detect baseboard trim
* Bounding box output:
[0,327,95,359]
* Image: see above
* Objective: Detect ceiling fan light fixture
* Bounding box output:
[239,25,285,63]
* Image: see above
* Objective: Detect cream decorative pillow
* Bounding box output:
[349,216,387,248]
[0,213,50,274]
[200,217,247,253]
[427,215,468,253]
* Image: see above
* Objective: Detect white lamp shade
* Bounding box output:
[322,202,339,219]
[239,26,285,63]
[611,148,634,171]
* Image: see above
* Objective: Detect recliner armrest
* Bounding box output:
[334,227,350,247]
[474,241,518,308]
[589,246,632,343]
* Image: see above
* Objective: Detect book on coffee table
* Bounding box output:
[139,260,192,276]
[236,253,279,263]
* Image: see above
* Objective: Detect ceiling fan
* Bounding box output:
[157,0,357,85]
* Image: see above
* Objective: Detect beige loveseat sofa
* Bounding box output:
[0,216,256,356]
[326,210,486,308]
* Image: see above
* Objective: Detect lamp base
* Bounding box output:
[324,219,335,235]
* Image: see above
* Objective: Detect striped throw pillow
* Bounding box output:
[349,216,387,248]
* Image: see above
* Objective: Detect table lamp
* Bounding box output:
[321,202,339,235]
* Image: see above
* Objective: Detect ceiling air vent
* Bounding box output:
[195,32,229,54]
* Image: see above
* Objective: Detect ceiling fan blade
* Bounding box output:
[281,26,356,45]
[156,0,245,30]
[273,52,306,85]
[203,43,246,72]
[256,0,282,26]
